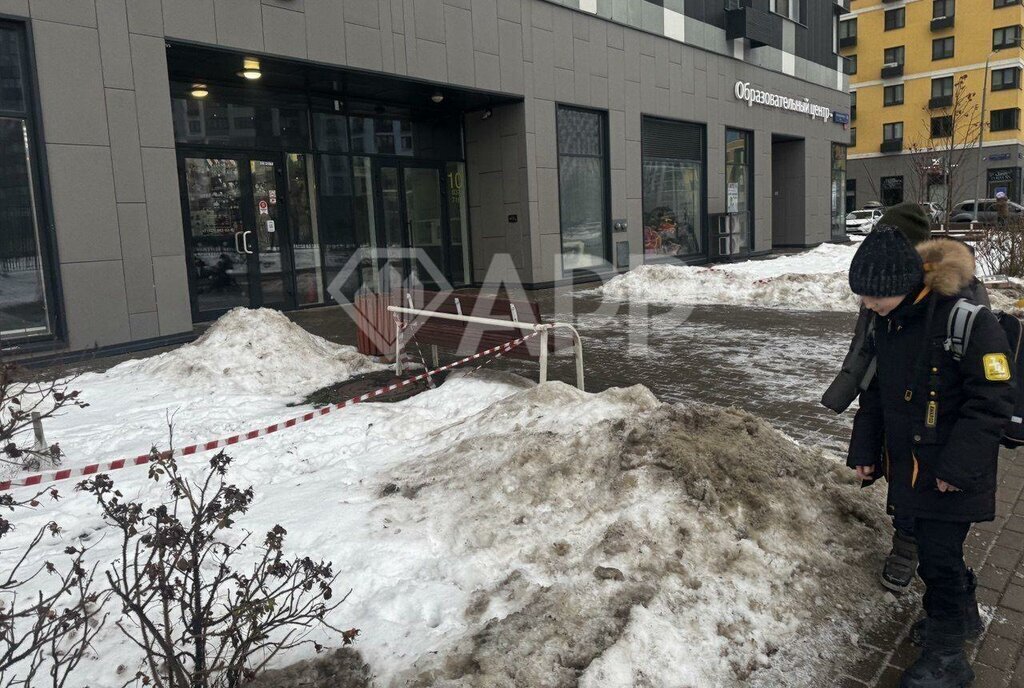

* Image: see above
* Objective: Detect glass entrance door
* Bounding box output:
[376,162,449,289]
[181,154,294,318]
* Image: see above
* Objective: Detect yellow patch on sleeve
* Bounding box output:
[983,353,1012,381]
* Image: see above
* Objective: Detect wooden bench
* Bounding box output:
[384,289,583,388]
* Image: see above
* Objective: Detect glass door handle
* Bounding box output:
[242,230,254,254]
[234,231,245,254]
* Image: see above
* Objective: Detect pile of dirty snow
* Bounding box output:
[119,308,385,395]
[596,242,861,311]
[364,382,894,687]
[5,367,898,688]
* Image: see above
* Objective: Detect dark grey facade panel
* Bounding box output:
[795,0,839,72]
[680,1,838,72]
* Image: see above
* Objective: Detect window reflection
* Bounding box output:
[0,119,48,337]
[642,118,705,259]
[557,107,609,272]
[0,23,49,340]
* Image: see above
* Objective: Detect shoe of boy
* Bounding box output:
[899,626,974,688]
[882,530,918,592]
[910,570,984,646]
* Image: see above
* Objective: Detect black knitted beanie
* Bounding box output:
[848,226,924,297]
[878,203,931,246]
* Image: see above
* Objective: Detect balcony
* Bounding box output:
[881,138,903,153]
[839,35,857,48]
[724,4,780,48]
[931,15,954,30]
[881,62,904,79]
[929,94,953,109]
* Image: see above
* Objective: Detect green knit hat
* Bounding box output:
[876,202,931,246]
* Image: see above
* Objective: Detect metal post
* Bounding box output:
[975,50,998,224]
[573,331,585,392]
[31,412,46,453]
[538,328,549,385]
[394,321,403,375]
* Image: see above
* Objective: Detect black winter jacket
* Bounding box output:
[846,240,1014,522]
[822,276,990,414]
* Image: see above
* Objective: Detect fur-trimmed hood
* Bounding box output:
[916,238,976,296]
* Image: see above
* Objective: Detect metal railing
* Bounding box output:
[387,305,586,390]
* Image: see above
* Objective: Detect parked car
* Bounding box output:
[920,202,944,224]
[846,208,883,235]
[948,199,1024,224]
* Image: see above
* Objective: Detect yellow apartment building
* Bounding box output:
[839,0,1024,211]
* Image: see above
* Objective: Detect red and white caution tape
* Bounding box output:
[0,332,540,492]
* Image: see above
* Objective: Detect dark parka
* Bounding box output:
[821,273,990,414]
[846,239,1015,523]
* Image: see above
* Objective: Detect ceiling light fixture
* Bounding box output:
[190,83,209,98]
[238,57,262,80]
[430,91,444,104]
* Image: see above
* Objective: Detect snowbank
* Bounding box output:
[119,307,385,395]
[595,242,862,311]
[4,309,386,480]
[4,368,895,687]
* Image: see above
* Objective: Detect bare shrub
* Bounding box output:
[974,217,1024,278]
[77,450,353,688]
[1,360,86,473]
[1,359,106,687]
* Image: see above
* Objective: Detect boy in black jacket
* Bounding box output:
[823,204,990,594]
[846,227,1014,688]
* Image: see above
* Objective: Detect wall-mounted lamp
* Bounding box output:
[238,57,262,80]
[430,91,444,104]
[190,83,209,98]
[481,108,493,120]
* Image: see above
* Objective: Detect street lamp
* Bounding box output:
[974,40,1020,222]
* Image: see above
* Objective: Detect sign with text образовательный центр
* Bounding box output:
[734,80,836,122]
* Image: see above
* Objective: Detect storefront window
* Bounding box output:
[446,162,471,285]
[318,155,359,298]
[987,167,1021,202]
[0,23,51,340]
[881,175,904,206]
[557,106,609,272]
[831,144,848,241]
[725,129,754,252]
[171,89,309,150]
[287,154,324,305]
[641,117,704,260]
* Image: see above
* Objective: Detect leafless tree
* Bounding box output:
[905,74,982,222]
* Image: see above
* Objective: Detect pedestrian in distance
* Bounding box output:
[823,203,990,595]
[845,227,1014,688]
[995,191,1009,230]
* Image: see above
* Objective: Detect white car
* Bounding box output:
[846,208,883,235]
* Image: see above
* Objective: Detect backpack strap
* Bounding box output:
[945,298,986,361]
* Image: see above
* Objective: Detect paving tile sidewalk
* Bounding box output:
[838,447,1024,688]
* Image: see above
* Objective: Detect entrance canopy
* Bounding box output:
[166,43,519,117]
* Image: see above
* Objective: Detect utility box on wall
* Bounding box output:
[709,214,742,259]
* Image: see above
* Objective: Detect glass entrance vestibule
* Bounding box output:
[171,81,472,320]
